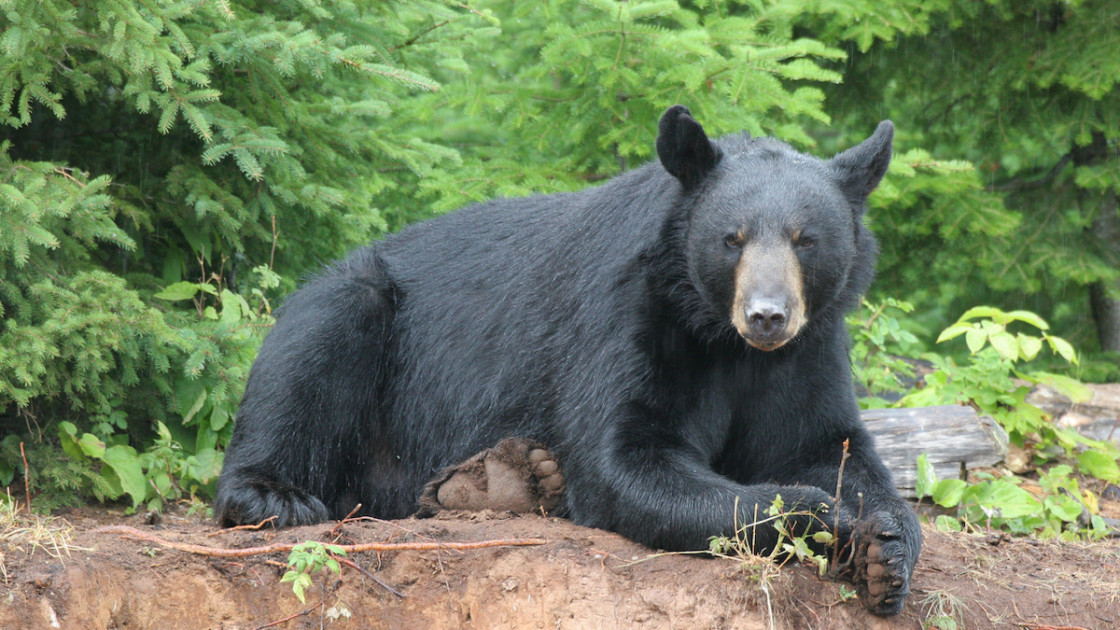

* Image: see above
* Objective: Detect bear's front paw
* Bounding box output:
[417,437,565,515]
[215,478,330,528]
[851,511,920,616]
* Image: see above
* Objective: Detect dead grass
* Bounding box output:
[0,491,78,584]
[919,588,967,629]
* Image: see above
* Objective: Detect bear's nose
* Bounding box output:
[747,301,787,335]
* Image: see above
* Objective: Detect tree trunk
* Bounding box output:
[1088,190,1120,352]
[1090,279,1120,353]
[1075,132,1120,352]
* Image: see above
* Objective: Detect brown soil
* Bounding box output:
[2,506,1119,630]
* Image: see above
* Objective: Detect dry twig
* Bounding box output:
[20,442,31,511]
[329,504,364,538]
[252,604,317,630]
[336,556,406,599]
[206,516,277,537]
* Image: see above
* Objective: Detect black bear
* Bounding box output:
[215,105,921,615]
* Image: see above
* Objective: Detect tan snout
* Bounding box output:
[730,243,806,350]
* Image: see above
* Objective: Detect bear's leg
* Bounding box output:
[215,248,402,526]
[416,437,564,515]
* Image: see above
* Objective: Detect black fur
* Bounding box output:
[215,106,920,614]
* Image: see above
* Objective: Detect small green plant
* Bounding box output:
[847,298,921,409]
[281,541,346,604]
[708,495,834,577]
[708,496,838,626]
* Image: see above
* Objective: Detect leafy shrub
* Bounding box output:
[909,307,1119,539]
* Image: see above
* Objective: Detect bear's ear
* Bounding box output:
[829,120,894,205]
[657,105,721,189]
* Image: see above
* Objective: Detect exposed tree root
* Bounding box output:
[92,525,547,557]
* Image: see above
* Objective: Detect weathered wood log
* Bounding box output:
[861,405,1008,498]
[1029,383,1120,446]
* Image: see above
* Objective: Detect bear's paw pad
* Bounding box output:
[419,438,564,515]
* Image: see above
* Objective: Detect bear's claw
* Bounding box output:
[851,513,916,616]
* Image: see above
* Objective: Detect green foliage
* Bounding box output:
[916,454,1111,541]
[847,298,921,408]
[0,0,491,510]
[824,0,1120,356]
[411,0,884,215]
[934,307,1076,365]
[281,541,346,604]
[902,307,1119,480]
[908,307,1118,540]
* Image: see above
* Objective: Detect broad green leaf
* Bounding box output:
[155,281,201,301]
[988,331,1019,361]
[209,405,230,432]
[957,306,1004,323]
[187,448,223,483]
[1016,334,1043,361]
[1005,310,1049,330]
[812,531,835,544]
[932,479,967,507]
[1078,450,1120,483]
[77,433,106,459]
[915,453,938,498]
[1043,494,1083,523]
[1025,372,1093,403]
[965,327,987,354]
[936,323,973,343]
[101,445,147,508]
[976,481,1042,519]
[1046,336,1078,365]
[934,515,962,532]
[58,422,83,460]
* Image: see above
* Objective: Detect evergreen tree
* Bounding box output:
[3,0,1114,507]
[0,0,493,509]
[822,0,1120,363]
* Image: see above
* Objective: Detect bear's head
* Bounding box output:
[657,105,892,351]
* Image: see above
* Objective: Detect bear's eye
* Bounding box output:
[724,233,744,249]
[795,234,815,250]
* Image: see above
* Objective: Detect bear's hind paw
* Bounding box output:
[417,437,564,516]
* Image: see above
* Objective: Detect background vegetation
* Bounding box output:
[1,1,1117,534]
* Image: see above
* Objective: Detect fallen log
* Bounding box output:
[1029,382,1120,446]
[861,405,1008,498]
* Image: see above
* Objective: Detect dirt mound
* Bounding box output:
[3,507,1118,629]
